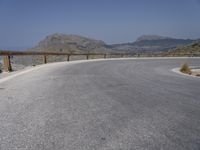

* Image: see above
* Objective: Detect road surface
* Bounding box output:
[0,58,200,150]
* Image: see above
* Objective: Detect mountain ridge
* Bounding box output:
[28,33,197,53]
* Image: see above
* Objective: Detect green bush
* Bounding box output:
[180,63,192,74]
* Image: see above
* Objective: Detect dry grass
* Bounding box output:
[180,63,192,74]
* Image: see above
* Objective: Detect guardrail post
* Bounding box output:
[67,54,70,61]
[86,54,89,60]
[3,55,12,72]
[121,54,124,58]
[43,55,47,64]
[104,54,107,59]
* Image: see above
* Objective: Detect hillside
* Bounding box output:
[110,35,195,52]
[168,41,200,55]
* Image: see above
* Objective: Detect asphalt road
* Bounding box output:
[0,58,200,150]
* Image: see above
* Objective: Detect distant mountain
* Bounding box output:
[27,34,197,53]
[136,35,171,42]
[110,35,196,52]
[29,33,112,53]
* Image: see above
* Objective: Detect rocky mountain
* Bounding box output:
[110,35,196,53]
[29,33,112,53]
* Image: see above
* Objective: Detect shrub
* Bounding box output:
[180,63,192,74]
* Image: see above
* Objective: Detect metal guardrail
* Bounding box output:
[0,50,200,72]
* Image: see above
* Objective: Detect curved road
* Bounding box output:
[0,58,200,150]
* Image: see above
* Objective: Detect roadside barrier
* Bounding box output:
[0,50,200,72]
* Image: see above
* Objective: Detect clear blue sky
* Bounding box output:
[0,0,200,49]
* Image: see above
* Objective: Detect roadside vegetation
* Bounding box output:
[180,63,192,74]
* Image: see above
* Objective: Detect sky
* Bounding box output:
[0,0,200,49]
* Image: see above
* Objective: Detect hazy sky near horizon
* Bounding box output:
[0,0,200,49]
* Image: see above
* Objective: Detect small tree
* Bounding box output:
[180,63,192,74]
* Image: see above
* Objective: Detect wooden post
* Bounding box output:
[86,54,89,60]
[67,54,70,61]
[3,55,12,72]
[104,54,107,59]
[43,55,47,64]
